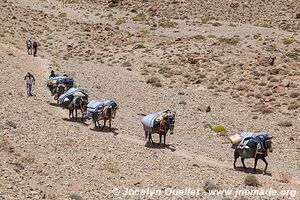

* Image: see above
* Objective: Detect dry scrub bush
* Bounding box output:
[278,171,292,183]
[244,175,259,186]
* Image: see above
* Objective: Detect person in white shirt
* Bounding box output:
[24,72,35,97]
[26,38,32,55]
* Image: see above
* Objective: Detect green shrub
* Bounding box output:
[255,23,272,28]
[210,22,222,27]
[121,61,131,67]
[132,13,147,21]
[218,37,241,45]
[229,22,237,27]
[133,44,146,49]
[58,12,67,18]
[282,38,296,45]
[213,125,225,132]
[278,121,293,127]
[115,19,126,25]
[146,77,162,87]
[193,34,206,40]
[244,175,259,186]
[158,18,178,28]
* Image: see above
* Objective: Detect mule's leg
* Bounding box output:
[148,133,151,143]
[149,134,154,144]
[81,108,84,122]
[234,150,239,168]
[102,119,106,130]
[159,134,162,146]
[163,133,166,147]
[109,117,112,131]
[261,157,268,174]
[75,108,78,122]
[241,158,247,169]
[254,157,259,173]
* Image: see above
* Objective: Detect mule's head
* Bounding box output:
[167,113,176,135]
[265,137,273,153]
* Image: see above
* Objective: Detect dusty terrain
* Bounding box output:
[0,0,299,199]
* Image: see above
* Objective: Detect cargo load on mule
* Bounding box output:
[236,132,269,158]
[47,76,74,95]
[141,110,169,133]
[58,88,88,108]
[87,99,118,119]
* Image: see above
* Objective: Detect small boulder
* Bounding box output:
[258,55,276,66]
[198,104,211,112]
[203,180,219,192]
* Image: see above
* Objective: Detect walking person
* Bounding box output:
[24,72,35,97]
[26,38,32,55]
[32,41,38,57]
[49,70,56,79]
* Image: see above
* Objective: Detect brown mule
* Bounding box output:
[92,106,117,131]
[145,113,175,147]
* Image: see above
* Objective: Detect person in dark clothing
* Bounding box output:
[24,72,35,97]
[26,38,32,55]
[49,70,56,79]
[32,41,38,57]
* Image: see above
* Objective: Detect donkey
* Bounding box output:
[234,137,273,174]
[145,112,175,147]
[69,96,88,122]
[92,105,117,131]
[53,84,66,103]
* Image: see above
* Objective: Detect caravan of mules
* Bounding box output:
[46,71,273,174]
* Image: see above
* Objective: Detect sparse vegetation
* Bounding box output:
[106,162,120,174]
[193,34,206,40]
[278,120,293,127]
[121,61,132,67]
[255,23,272,28]
[244,175,259,186]
[158,18,178,28]
[133,44,146,49]
[282,38,296,45]
[229,22,237,27]
[58,12,67,18]
[218,37,241,45]
[278,171,292,183]
[146,77,162,87]
[115,19,126,25]
[5,120,17,129]
[210,22,222,27]
[132,13,147,21]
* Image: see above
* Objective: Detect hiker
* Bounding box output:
[26,38,32,55]
[32,41,38,57]
[49,70,56,79]
[24,72,35,97]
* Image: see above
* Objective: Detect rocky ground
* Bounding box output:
[0,0,299,199]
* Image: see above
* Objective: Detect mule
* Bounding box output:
[69,96,88,122]
[53,84,66,103]
[92,106,117,131]
[145,112,175,147]
[234,137,273,174]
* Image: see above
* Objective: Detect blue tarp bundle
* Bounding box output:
[57,78,73,86]
[87,99,118,119]
[58,88,88,103]
[141,111,164,132]
[87,100,105,113]
[240,132,256,138]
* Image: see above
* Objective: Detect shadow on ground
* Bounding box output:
[145,142,176,152]
[233,166,272,176]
